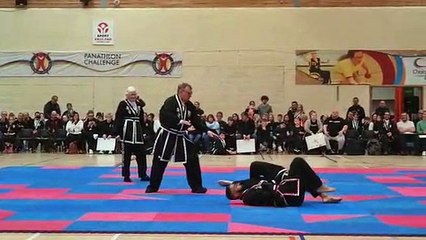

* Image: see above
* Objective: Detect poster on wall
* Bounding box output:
[0,51,182,77]
[295,50,426,86]
[93,20,114,45]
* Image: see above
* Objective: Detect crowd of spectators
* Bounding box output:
[1,95,426,156]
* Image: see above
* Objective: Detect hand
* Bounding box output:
[107,135,112,139]
[387,132,392,137]
[187,126,196,131]
[102,134,107,139]
[116,135,121,140]
[364,72,371,79]
[207,131,219,139]
[180,120,191,126]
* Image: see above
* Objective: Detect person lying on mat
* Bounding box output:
[218,158,342,207]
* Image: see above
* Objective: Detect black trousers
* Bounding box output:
[249,158,322,198]
[148,143,203,190]
[65,134,85,150]
[122,143,147,178]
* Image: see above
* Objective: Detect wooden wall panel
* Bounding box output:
[0,0,425,8]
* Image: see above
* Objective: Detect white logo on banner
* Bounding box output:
[93,20,114,45]
[403,57,426,85]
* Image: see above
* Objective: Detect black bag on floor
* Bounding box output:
[366,139,382,155]
[345,138,365,155]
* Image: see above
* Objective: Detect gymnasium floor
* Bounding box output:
[0,152,425,240]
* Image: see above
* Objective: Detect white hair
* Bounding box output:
[126,86,137,94]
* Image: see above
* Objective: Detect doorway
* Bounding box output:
[371,87,422,120]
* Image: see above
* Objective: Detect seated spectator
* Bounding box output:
[283,114,292,127]
[16,113,25,129]
[245,101,258,119]
[273,122,287,153]
[287,101,298,123]
[216,112,227,134]
[237,112,255,140]
[0,111,8,134]
[144,113,155,140]
[22,112,34,129]
[379,112,398,155]
[397,112,416,155]
[362,117,371,131]
[267,114,279,151]
[324,110,347,154]
[62,103,75,119]
[286,118,305,154]
[31,112,45,152]
[98,113,118,154]
[294,104,306,123]
[96,112,104,122]
[99,113,115,138]
[276,114,283,124]
[416,111,426,156]
[231,113,240,124]
[257,95,273,117]
[45,111,62,135]
[202,114,220,153]
[194,101,204,116]
[414,109,423,125]
[3,116,21,153]
[65,112,85,154]
[347,112,363,138]
[304,110,323,136]
[223,117,237,150]
[83,110,99,154]
[256,119,272,152]
[61,115,69,130]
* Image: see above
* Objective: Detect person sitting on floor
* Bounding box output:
[218,158,342,207]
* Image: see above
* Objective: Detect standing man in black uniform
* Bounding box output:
[115,86,149,182]
[146,83,218,194]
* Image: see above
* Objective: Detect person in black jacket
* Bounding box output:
[43,95,61,119]
[146,83,219,194]
[346,97,366,123]
[114,86,149,182]
[379,111,399,154]
[219,158,341,207]
[237,112,255,140]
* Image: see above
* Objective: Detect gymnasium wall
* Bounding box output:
[0,8,426,117]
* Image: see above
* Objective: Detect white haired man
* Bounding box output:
[114,86,149,182]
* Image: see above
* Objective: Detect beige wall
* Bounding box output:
[1,8,426,118]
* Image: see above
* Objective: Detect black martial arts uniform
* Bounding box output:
[146,95,209,192]
[114,99,148,180]
[230,158,323,207]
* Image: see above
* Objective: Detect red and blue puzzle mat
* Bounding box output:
[0,165,425,236]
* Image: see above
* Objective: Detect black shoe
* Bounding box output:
[145,186,159,193]
[140,175,150,181]
[191,187,208,194]
[123,177,132,182]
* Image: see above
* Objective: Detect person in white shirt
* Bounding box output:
[65,112,85,153]
[396,112,416,155]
